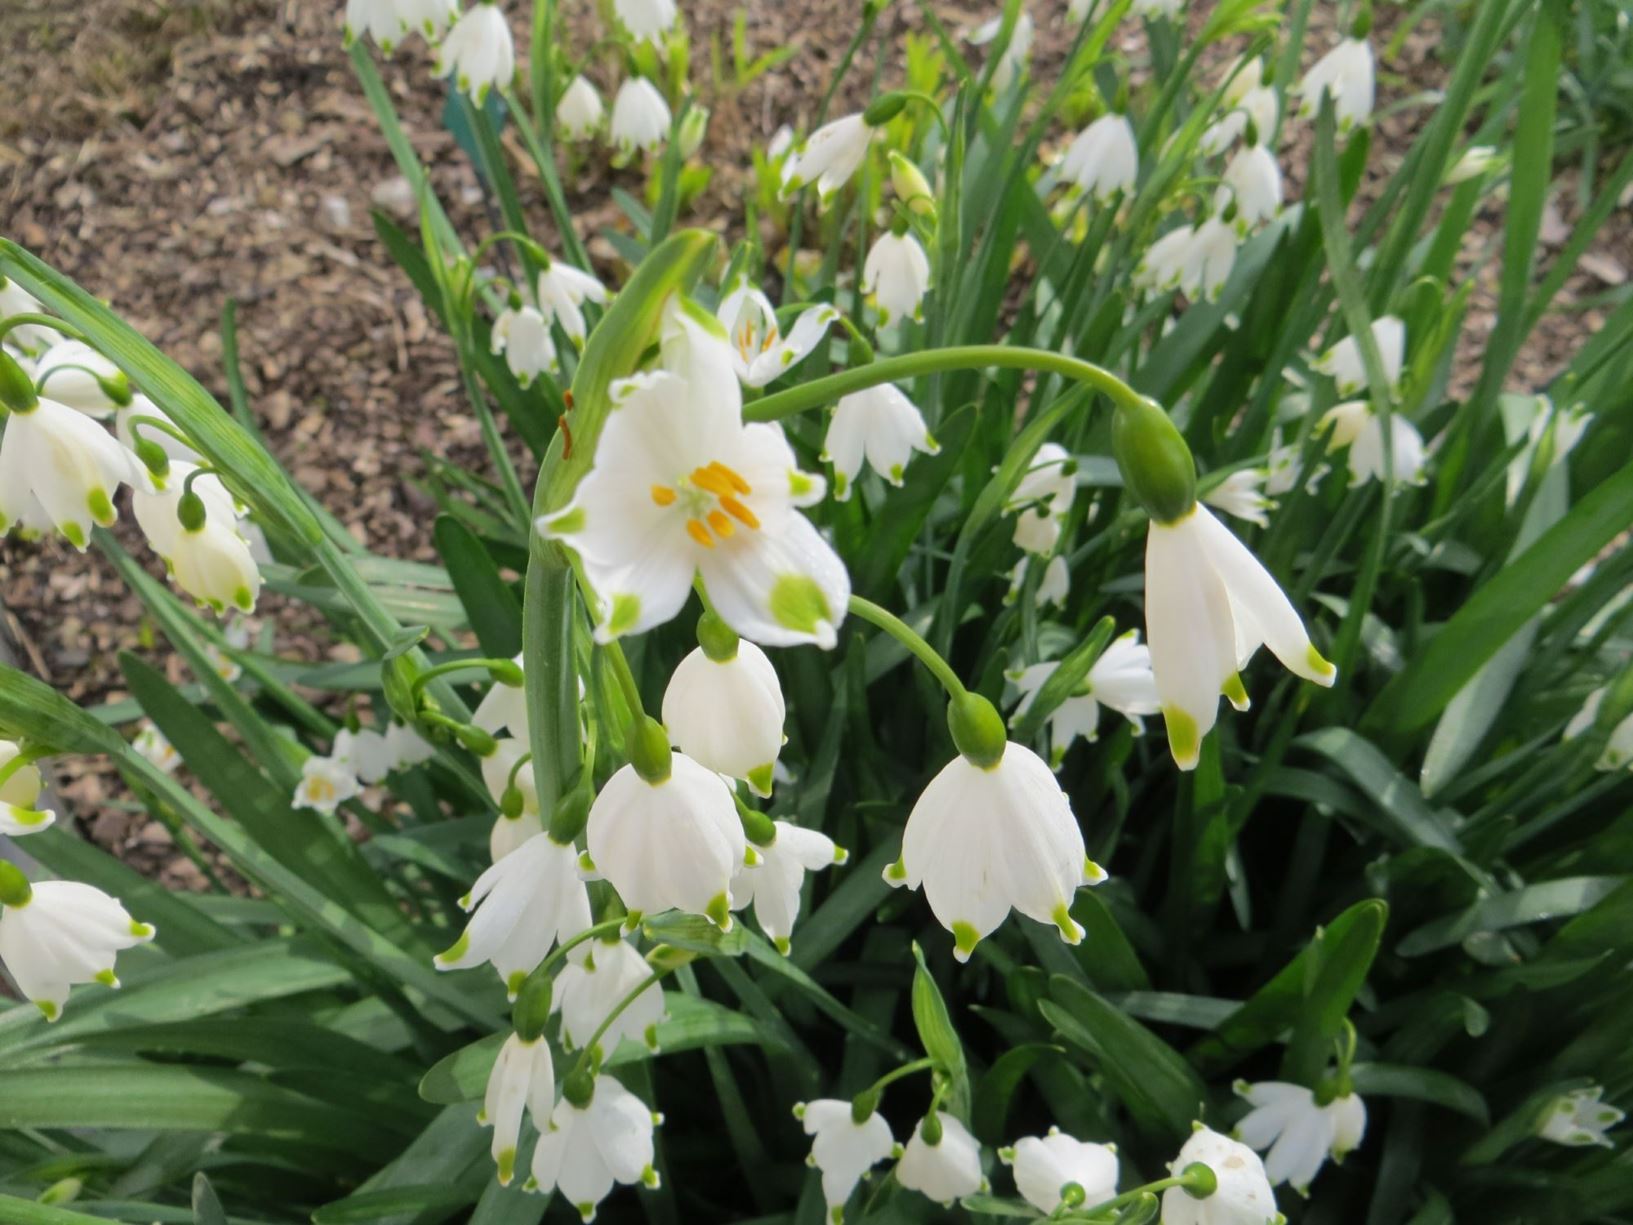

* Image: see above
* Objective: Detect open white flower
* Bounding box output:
[1222,144,1282,231]
[1204,468,1274,528]
[292,753,360,814]
[0,801,52,838]
[897,1112,986,1206]
[1008,442,1076,555]
[1007,630,1161,768]
[0,872,156,1021]
[436,1,516,104]
[0,278,55,353]
[536,260,609,349]
[1202,59,1280,154]
[0,394,131,550]
[823,384,938,499]
[539,300,849,648]
[863,230,931,326]
[612,0,676,45]
[1,740,53,836]
[531,1074,661,1219]
[554,935,666,1054]
[1162,1126,1279,1225]
[1538,1085,1625,1148]
[1143,505,1336,770]
[731,820,846,954]
[1320,401,1427,487]
[127,723,179,777]
[435,831,592,997]
[796,1099,897,1223]
[1298,37,1375,131]
[1235,1081,1366,1191]
[472,652,527,738]
[33,341,129,418]
[557,75,605,140]
[1138,216,1238,301]
[132,464,260,614]
[119,395,202,466]
[1563,687,1633,771]
[1060,114,1138,202]
[663,639,786,795]
[610,77,671,158]
[782,114,873,206]
[482,1032,554,1186]
[1313,315,1405,396]
[492,298,558,386]
[717,284,837,388]
[1002,1129,1119,1214]
[968,11,1032,93]
[336,727,396,785]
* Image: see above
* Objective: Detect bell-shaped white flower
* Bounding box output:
[0,740,52,836]
[554,935,667,1053]
[897,1112,986,1206]
[610,77,671,159]
[0,278,54,353]
[612,0,675,45]
[344,0,405,51]
[331,727,392,785]
[482,1032,554,1185]
[731,820,846,954]
[1204,468,1274,528]
[1161,1126,1279,1225]
[1235,1081,1366,1191]
[435,831,592,996]
[1313,315,1405,396]
[863,230,931,327]
[536,260,610,349]
[132,465,260,614]
[1298,37,1375,132]
[1320,401,1426,487]
[1537,1085,1625,1148]
[1037,554,1070,608]
[492,298,558,386]
[1563,687,1633,771]
[436,2,516,104]
[473,652,528,737]
[530,1074,661,1218]
[118,395,202,465]
[33,341,129,418]
[480,736,543,859]
[1143,505,1336,770]
[717,285,837,388]
[1007,442,1076,555]
[1002,1128,1119,1214]
[662,639,786,795]
[1060,114,1138,202]
[386,721,436,769]
[539,300,849,648]
[1222,144,1282,232]
[1007,630,1161,768]
[1202,59,1280,154]
[968,12,1032,93]
[795,1099,897,1223]
[399,0,459,39]
[557,75,605,141]
[822,384,938,500]
[292,753,360,814]
[1137,215,1239,301]
[782,114,874,206]
[0,394,131,550]
[0,874,156,1021]
[1445,145,1502,185]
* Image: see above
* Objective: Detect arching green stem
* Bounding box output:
[569,965,672,1076]
[0,313,83,345]
[408,657,524,702]
[0,744,50,791]
[847,595,967,700]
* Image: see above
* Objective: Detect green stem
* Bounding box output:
[1069,1175,1189,1220]
[529,0,556,140]
[847,595,966,699]
[0,313,82,344]
[505,91,593,272]
[124,413,195,453]
[570,965,671,1070]
[537,916,625,981]
[0,745,50,792]
[602,640,645,724]
[864,1056,937,1098]
[408,657,521,699]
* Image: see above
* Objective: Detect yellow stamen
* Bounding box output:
[650,484,677,506]
[690,466,734,496]
[709,461,752,495]
[707,509,735,538]
[719,495,760,529]
[686,518,715,549]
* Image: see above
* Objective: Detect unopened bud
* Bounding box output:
[862,92,908,127]
[678,106,710,158]
[888,151,936,218]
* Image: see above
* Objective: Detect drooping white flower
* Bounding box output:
[539,299,849,649]
[1036,554,1070,608]
[557,75,605,141]
[822,384,938,499]
[1161,1126,1279,1225]
[1222,144,1282,232]
[553,936,667,1053]
[1007,630,1161,768]
[131,722,183,775]
[0,394,131,550]
[481,737,543,860]
[968,11,1033,93]
[863,230,931,326]
[1204,468,1274,528]
[1008,442,1076,556]
[1059,114,1138,202]
[492,299,558,387]
[530,1074,661,1219]
[344,0,406,51]
[1445,145,1501,185]
[33,341,129,418]
[435,831,592,996]
[896,1113,986,1206]
[716,284,838,388]
[131,464,260,614]
[1313,315,1406,397]
[796,1099,897,1224]
[782,114,874,206]
[610,77,672,159]
[1235,1081,1366,1191]
[887,740,1103,960]
[1139,216,1238,302]
[481,1032,554,1185]
[386,722,436,769]
[1297,38,1375,132]
[472,652,528,738]
[0,741,53,838]
[1202,59,1280,154]
[536,260,610,349]
[1264,426,1329,497]
[1563,687,1633,771]
[292,753,361,814]
[118,395,202,466]
[730,820,846,954]
[1537,1086,1625,1148]
[0,277,55,353]
[436,2,515,104]
[1143,505,1336,770]
[398,0,459,39]
[612,0,676,45]
[584,749,746,928]
[1320,401,1427,487]
[0,875,155,1021]
[1002,1129,1119,1214]
[662,640,786,795]
[1506,395,1590,506]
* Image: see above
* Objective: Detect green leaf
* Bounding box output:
[192,1173,226,1225]
[1295,728,1463,854]
[1349,1062,1489,1125]
[1281,899,1388,1085]
[312,1185,478,1224]
[0,660,125,755]
[911,942,972,1120]
[436,516,524,657]
[0,1198,141,1225]
[1397,876,1625,957]
[971,1043,1061,1145]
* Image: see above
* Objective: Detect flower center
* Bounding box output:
[650,461,760,550]
[733,313,780,364]
[307,776,336,804]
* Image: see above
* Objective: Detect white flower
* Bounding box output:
[1222,144,1282,231]
[1264,427,1327,497]
[796,1099,897,1223]
[118,395,202,466]
[1563,687,1633,771]
[1003,1129,1119,1214]
[584,750,745,927]
[1297,38,1375,131]
[1313,315,1406,396]
[1204,469,1274,528]
[863,231,931,326]
[1142,505,1336,770]
[782,114,873,206]
[33,341,128,418]
[131,464,260,614]
[131,722,182,776]
[536,261,609,349]
[1060,114,1138,202]
[612,0,676,44]
[1007,630,1161,767]
[435,831,592,996]
[1320,401,1427,487]
[530,1075,661,1219]
[0,277,54,353]
[1507,396,1590,505]
[1161,1127,1279,1225]
[492,300,558,386]
[1537,1086,1625,1148]
[386,722,436,769]
[1445,145,1501,185]
[969,12,1032,93]
[1036,554,1070,608]
[766,125,795,162]
[481,1033,554,1185]
[1202,59,1280,154]
[886,741,1102,960]
[481,737,543,859]
[1131,0,1182,17]
[473,652,528,737]
[539,300,849,649]
[717,285,838,388]
[1138,217,1238,301]
[344,0,405,51]
[557,75,605,141]
[553,936,666,1053]
[1008,442,1076,556]
[0,395,131,550]
[1235,1081,1366,1191]
[0,877,155,1021]
[436,2,515,104]
[662,640,786,795]
[822,384,939,499]
[730,820,846,953]
[292,754,360,814]
[896,1113,986,1206]
[1066,0,1093,20]
[0,740,53,837]
[398,0,459,39]
[610,77,671,158]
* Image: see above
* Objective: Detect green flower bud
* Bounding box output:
[1112,397,1197,524]
[850,1090,881,1124]
[678,106,710,158]
[0,350,39,413]
[888,151,936,218]
[488,659,525,687]
[454,723,498,757]
[696,610,739,662]
[512,974,554,1041]
[630,716,674,784]
[862,92,908,127]
[947,692,1007,770]
[735,797,778,847]
[98,370,133,408]
[500,785,526,819]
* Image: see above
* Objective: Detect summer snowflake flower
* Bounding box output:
[610,77,671,158]
[897,1112,986,1205]
[33,341,129,418]
[436,2,516,105]
[535,260,609,349]
[1320,402,1427,487]
[435,831,592,996]
[344,0,407,51]
[530,1074,661,1219]
[131,721,183,775]
[492,297,558,386]
[0,277,54,353]
[480,737,543,860]
[0,869,156,1022]
[1060,114,1138,202]
[612,0,676,44]
[1298,37,1375,132]
[1563,688,1633,771]
[662,639,786,795]
[1162,1127,1279,1225]
[822,384,938,499]
[398,0,459,39]
[796,1099,897,1223]
[292,753,361,814]
[1138,216,1238,301]
[1202,59,1280,154]
[0,740,53,837]
[1313,315,1405,396]
[386,721,436,769]
[716,283,838,388]
[1008,442,1076,555]
[1222,144,1282,231]
[730,820,846,953]
[118,395,202,465]
[1538,1086,1625,1148]
[539,299,849,649]
[1007,630,1162,768]
[1235,1081,1366,1191]
[481,1032,554,1186]
[1131,0,1183,17]
[554,936,667,1054]
[968,11,1032,93]
[0,393,132,550]
[1204,469,1274,528]
[557,75,605,140]
[863,230,931,326]
[782,114,873,206]
[473,652,527,737]
[132,462,261,614]
[1002,1129,1119,1214]
[1036,554,1070,608]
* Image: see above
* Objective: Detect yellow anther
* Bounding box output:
[650,484,677,507]
[719,495,760,529]
[686,518,715,549]
[690,466,735,496]
[707,509,735,538]
[709,461,752,495]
